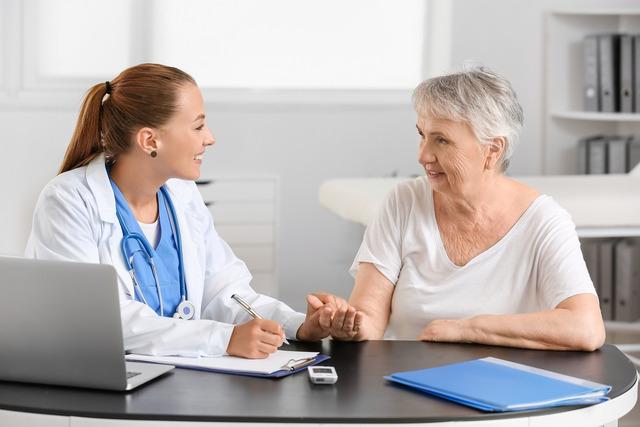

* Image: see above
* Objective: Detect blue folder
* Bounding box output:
[385,357,611,412]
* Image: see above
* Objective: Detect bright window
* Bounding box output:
[29,0,131,79]
[151,0,425,89]
[24,0,425,89]
[0,2,4,89]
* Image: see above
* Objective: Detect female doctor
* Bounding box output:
[25,63,346,358]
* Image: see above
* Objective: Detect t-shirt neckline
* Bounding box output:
[429,190,547,270]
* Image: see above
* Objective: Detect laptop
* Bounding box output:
[0,256,174,391]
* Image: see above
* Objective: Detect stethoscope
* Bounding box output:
[116,186,195,320]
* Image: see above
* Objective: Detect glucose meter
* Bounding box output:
[307,366,338,384]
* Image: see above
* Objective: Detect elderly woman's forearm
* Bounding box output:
[349,309,386,340]
[464,310,605,351]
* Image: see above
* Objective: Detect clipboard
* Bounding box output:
[224,354,330,378]
[126,350,330,379]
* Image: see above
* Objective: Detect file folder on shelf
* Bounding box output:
[629,137,640,172]
[126,350,329,378]
[599,239,615,320]
[614,239,640,322]
[385,357,610,412]
[583,34,600,112]
[581,239,600,296]
[578,135,605,174]
[634,36,640,113]
[607,135,629,174]
[598,34,620,113]
[588,137,607,174]
[620,35,634,113]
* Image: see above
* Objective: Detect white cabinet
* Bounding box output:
[196,176,279,297]
[543,9,640,175]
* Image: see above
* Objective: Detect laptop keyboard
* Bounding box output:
[126,371,141,379]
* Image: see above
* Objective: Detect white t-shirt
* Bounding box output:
[350,177,596,340]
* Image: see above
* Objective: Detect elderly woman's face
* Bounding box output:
[416,113,488,196]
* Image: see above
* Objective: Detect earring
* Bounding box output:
[150,150,157,158]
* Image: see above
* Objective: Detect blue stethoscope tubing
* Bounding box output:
[117,186,193,319]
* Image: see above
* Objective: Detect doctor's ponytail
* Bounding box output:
[58,63,195,174]
[58,83,106,174]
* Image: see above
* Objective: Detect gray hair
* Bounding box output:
[412,66,523,171]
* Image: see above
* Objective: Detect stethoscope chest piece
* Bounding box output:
[174,300,196,320]
[112,182,193,320]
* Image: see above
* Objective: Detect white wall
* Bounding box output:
[204,105,422,308]
[2,0,637,311]
[0,110,75,255]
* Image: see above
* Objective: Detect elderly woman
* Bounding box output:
[329,67,605,351]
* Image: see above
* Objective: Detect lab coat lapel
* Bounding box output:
[170,190,204,319]
[85,154,116,224]
[85,155,136,297]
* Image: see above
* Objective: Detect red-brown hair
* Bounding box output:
[58,63,196,174]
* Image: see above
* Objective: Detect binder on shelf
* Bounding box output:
[385,357,610,412]
[598,239,615,320]
[628,136,640,172]
[614,239,640,322]
[583,35,600,112]
[578,137,587,174]
[634,35,640,113]
[606,135,628,174]
[620,35,634,113]
[578,136,593,174]
[598,34,620,113]
[578,135,606,174]
[581,240,600,295]
[588,137,607,174]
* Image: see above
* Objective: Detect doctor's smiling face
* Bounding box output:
[153,84,215,181]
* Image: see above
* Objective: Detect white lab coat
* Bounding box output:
[25,155,306,357]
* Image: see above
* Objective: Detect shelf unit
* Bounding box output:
[196,175,280,297]
[577,226,640,239]
[544,10,640,340]
[551,111,640,122]
[543,10,640,175]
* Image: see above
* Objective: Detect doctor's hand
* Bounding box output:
[227,318,284,359]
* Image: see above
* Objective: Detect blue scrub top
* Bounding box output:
[110,180,182,317]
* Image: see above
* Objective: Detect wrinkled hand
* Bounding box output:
[325,297,365,341]
[227,318,284,359]
[418,319,468,343]
[297,293,364,341]
[296,293,336,341]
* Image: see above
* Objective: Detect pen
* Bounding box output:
[282,356,317,371]
[231,294,290,345]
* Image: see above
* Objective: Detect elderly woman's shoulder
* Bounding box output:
[392,176,431,202]
[507,180,569,221]
[525,194,575,233]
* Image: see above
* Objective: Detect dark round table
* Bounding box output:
[0,341,636,426]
